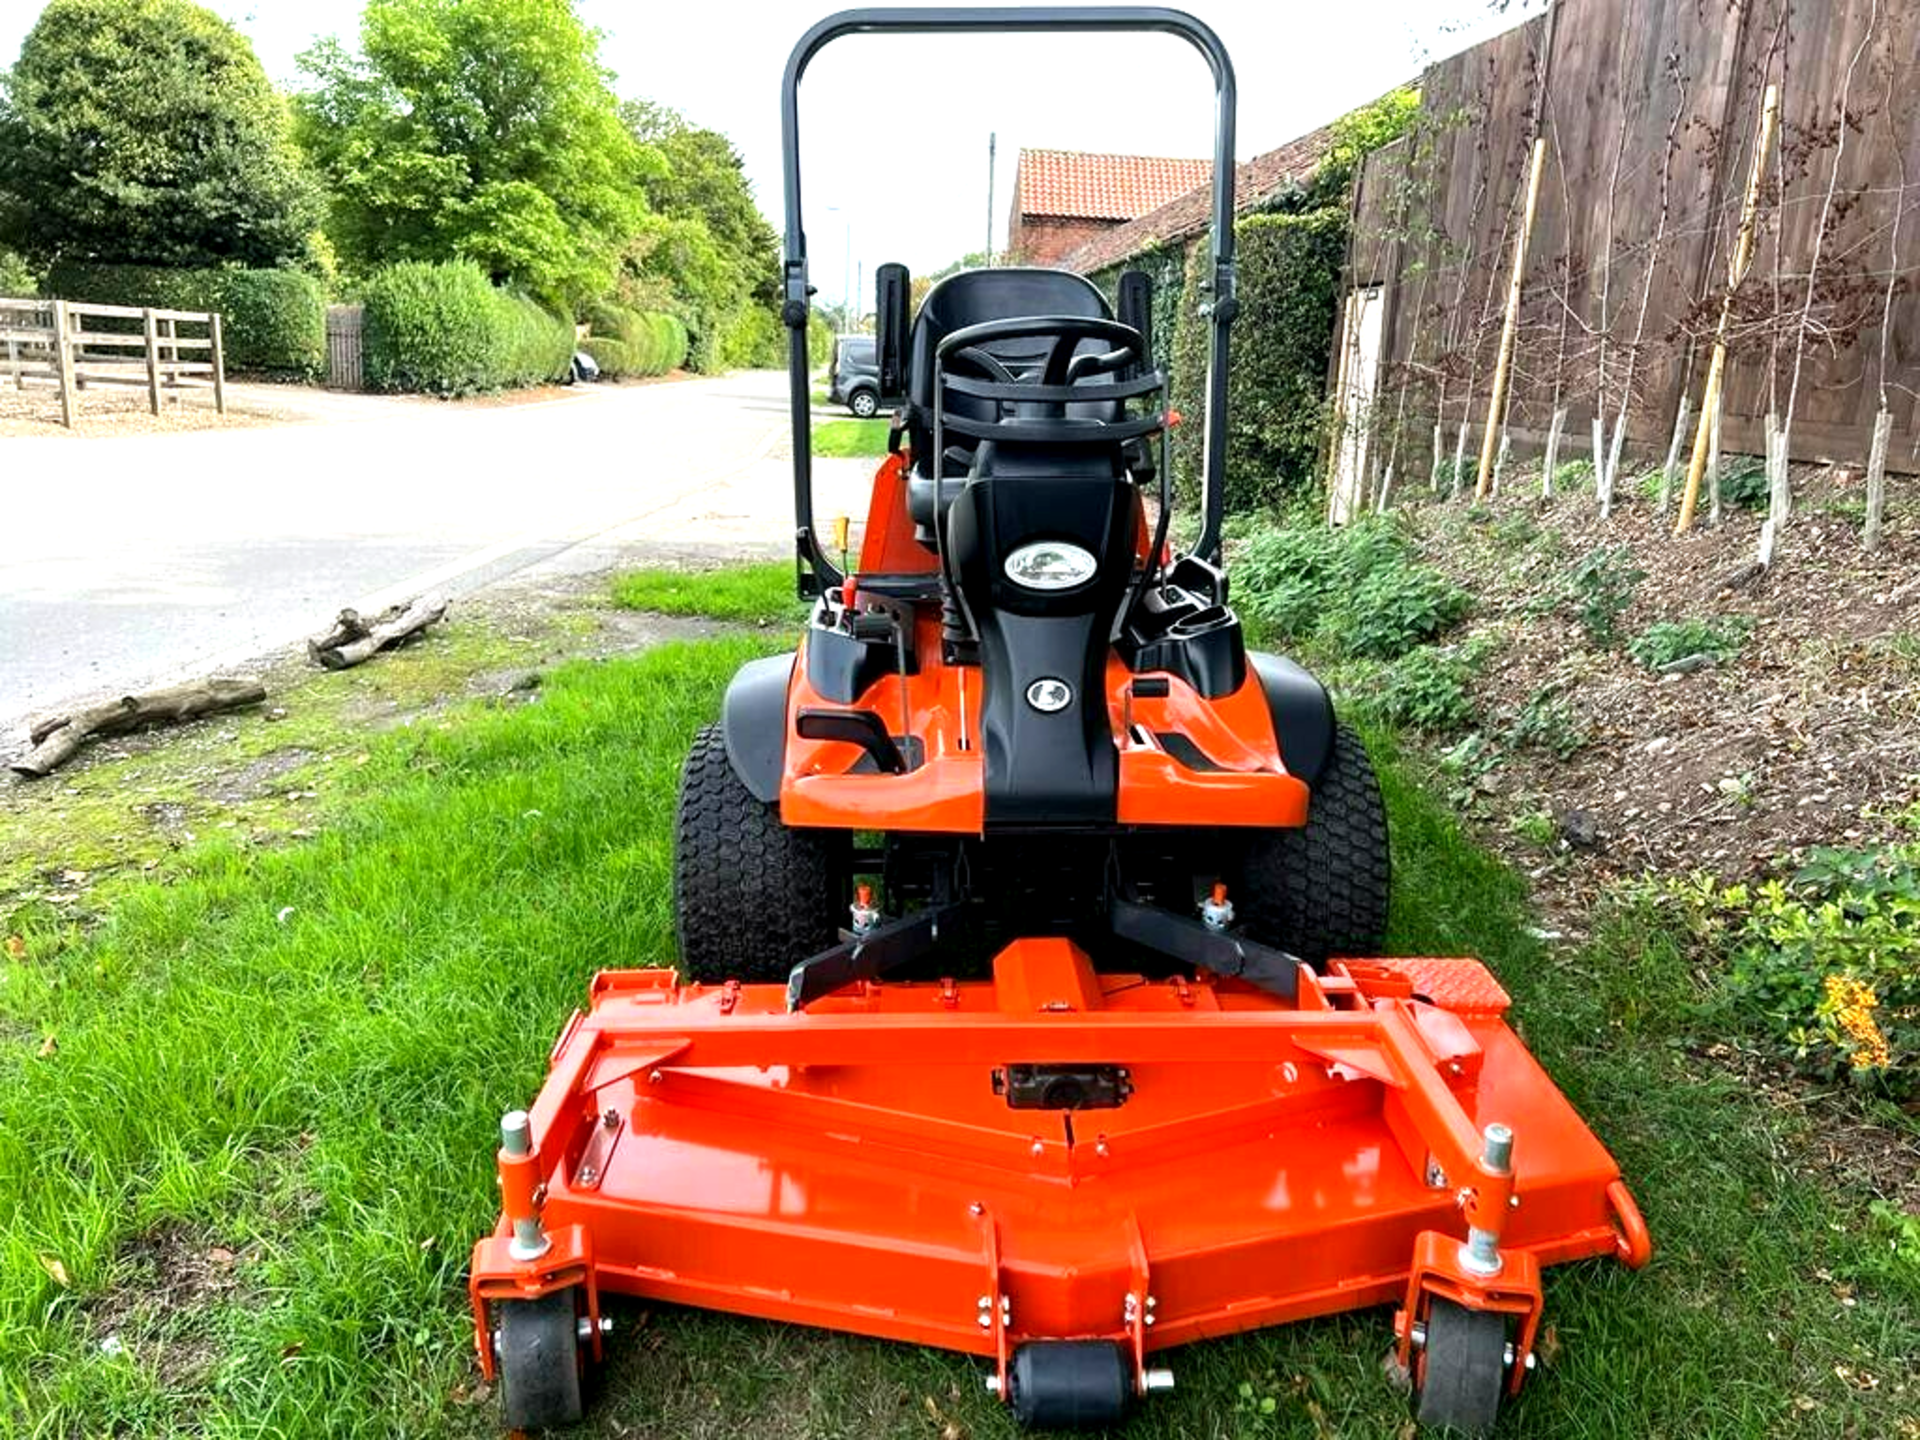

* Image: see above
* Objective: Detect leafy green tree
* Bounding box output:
[0,0,321,269]
[621,100,779,366]
[296,0,648,309]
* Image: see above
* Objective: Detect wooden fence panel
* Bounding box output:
[1343,0,1920,485]
[0,296,224,428]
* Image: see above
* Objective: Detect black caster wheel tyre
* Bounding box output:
[1008,1340,1132,1430]
[496,1289,584,1432]
[1413,1298,1507,1436]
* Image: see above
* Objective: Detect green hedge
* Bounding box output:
[360,261,573,395]
[584,304,686,378]
[46,262,326,377]
[1168,208,1348,517]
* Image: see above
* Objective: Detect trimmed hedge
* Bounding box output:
[360,261,573,395]
[1169,208,1348,516]
[584,303,687,379]
[45,262,326,377]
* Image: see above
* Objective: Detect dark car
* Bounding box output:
[827,334,882,416]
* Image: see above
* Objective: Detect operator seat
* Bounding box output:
[904,269,1127,539]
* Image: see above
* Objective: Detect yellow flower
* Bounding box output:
[1819,974,1891,1072]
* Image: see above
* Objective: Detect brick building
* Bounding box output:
[1004,149,1210,266]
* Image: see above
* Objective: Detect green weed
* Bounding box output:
[1628,617,1752,670]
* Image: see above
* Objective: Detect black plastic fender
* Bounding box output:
[1248,650,1335,787]
[721,654,795,803]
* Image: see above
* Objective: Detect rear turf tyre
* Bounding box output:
[496,1289,583,1432]
[848,387,879,418]
[1233,723,1390,965]
[1413,1298,1507,1436]
[675,722,846,983]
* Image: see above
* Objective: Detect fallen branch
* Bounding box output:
[308,594,448,671]
[13,677,266,778]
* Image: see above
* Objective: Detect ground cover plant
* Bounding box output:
[1,565,1915,1437]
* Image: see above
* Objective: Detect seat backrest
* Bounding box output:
[907,268,1113,477]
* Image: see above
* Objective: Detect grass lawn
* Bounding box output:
[2,567,1915,1437]
[811,416,891,457]
[610,561,807,627]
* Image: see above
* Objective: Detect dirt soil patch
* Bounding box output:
[0,385,287,438]
[1402,465,1920,928]
[83,1223,250,1387]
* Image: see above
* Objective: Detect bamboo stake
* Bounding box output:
[1475,136,1549,500]
[1675,83,1780,535]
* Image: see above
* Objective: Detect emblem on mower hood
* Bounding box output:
[1026,678,1073,713]
[1004,540,1097,590]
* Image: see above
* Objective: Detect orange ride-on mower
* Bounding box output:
[469,8,1650,1434]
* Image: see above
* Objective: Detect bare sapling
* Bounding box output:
[1657,394,1691,513]
[1676,84,1781,534]
[1603,55,1689,515]
[1775,9,1877,554]
[1865,0,1907,551]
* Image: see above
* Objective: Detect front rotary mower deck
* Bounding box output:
[470,938,1650,1432]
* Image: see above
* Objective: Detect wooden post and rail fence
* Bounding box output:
[0,296,225,428]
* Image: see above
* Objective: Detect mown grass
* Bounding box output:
[609,561,804,627]
[811,416,891,457]
[1,576,1914,1438]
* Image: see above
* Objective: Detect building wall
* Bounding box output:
[1008,214,1119,267]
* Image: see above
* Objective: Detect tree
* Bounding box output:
[295,0,647,310]
[0,0,321,269]
[621,101,779,366]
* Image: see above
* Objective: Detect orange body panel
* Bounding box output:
[780,612,1307,835]
[472,941,1647,1398]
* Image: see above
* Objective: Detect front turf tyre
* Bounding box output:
[675,722,846,983]
[1412,1298,1507,1436]
[848,387,879,418]
[496,1289,583,1432]
[1234,723,1390,965]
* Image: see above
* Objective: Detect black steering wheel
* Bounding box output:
[937,315,1145,391]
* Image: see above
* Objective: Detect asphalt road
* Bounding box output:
[0,370,871,739]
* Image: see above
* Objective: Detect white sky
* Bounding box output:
[0,0,1544,306]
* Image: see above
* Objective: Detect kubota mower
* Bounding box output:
[470,8,1650,1434]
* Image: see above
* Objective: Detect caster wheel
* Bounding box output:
[496,1289,584,1431]
[1008,1340,1131,1430]
[1413,1298,1507,1436]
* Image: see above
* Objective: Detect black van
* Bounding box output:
[827,334,882,416]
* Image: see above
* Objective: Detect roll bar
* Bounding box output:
[780,7,1239,592]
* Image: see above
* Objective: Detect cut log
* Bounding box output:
[308,593,448,671]
[13,677,266,778]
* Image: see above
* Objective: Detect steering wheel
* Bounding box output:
[937,315,1145,391]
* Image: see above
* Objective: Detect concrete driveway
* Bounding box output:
[0,369,874,739]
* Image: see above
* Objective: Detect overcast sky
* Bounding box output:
[0,0,1544,305]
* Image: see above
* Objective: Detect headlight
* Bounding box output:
[1003,540,1098,590]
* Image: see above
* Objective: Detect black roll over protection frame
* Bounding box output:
[778,7,1240,595]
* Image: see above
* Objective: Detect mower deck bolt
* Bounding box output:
[1481,1122,1514,1174]
[969,1201,985,1217]
[602,1108,619,1129]
[500,1110,532,1158]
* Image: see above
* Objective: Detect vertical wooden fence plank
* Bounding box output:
[143,307,162,415]
[211,313,226,414]
[51,298,75,429]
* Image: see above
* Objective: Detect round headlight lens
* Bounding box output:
[1003,540,1098,590]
